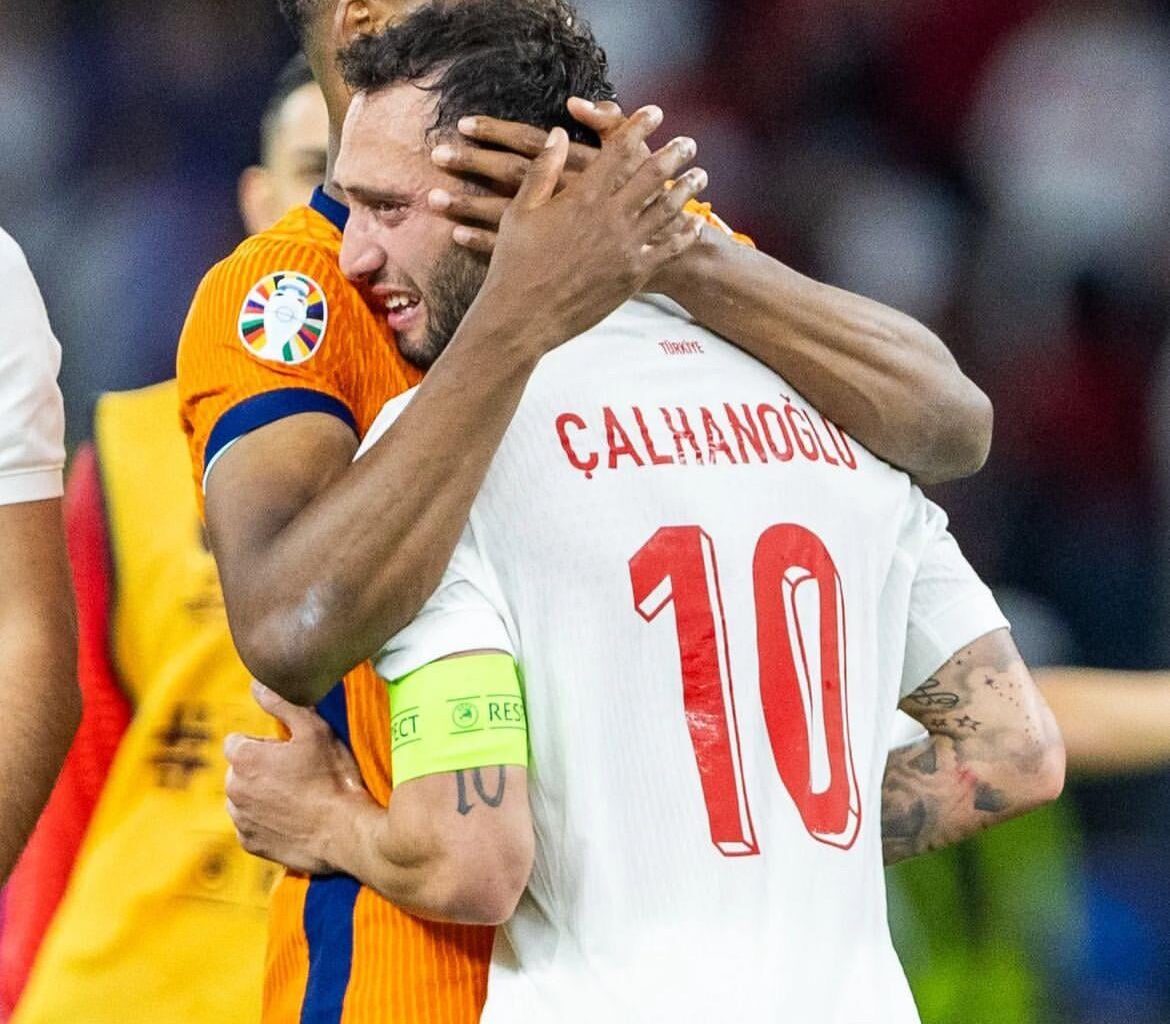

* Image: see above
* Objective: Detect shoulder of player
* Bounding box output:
[191,229,350,306]
[0,226,28,273]
[0,229,46,317]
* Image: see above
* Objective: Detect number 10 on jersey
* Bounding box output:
[629,525,861,858]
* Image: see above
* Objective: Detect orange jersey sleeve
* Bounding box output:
[177,194,420,504]
[683,198,756,249]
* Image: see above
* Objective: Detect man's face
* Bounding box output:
[239,82,330,234]
[335,85,489,368]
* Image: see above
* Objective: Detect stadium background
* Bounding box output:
[2,0,1169,1020]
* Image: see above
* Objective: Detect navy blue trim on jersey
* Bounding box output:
[316,681,353,753]
[299,681,358,1023]
[310,187,349,232]
[300,873,362,1024]
[203,388,357,480]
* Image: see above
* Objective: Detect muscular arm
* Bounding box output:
[1034,668,1170,776]
[207,320,541,706]
[226,678,532,926]
[328,765,532,925]
[0,499,80,882]
[881,628,1064,865]
[659,228,992,485]
[442,110,992,485]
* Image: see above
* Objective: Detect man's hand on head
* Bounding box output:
[427,102,677,237]
[464,107,707,348]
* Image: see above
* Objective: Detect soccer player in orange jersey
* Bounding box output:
[0,57,327,1024]
[182,3,996,1022]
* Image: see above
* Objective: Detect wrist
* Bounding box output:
[319,788,379,877]
[654,223,724,303]
[461,276,565,366]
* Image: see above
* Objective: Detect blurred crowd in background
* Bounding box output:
[3,0,1170,1021]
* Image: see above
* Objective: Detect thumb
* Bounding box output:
[515,126,569,209]
[251,679,317,735]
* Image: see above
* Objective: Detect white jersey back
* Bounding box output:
[367,296,1006,1024]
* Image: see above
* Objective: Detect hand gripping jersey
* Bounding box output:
[0,228,65,504]
[176,190,494,1024]
[7,381,275,1024]
[366,296,1009,1024]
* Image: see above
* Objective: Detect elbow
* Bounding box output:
[1036,733,1067,807]
[446,874,528,927]
[429,840,533,927]
[1016,730,1067,816]
[951,383,994,478]
[230,609,337,708]
[917,382,994,486]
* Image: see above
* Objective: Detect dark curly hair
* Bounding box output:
[338,0,617,145]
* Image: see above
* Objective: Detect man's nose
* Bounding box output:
[339,212,384,283]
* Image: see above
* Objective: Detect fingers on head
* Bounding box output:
[516,127,569,207]
[623,138,698,210]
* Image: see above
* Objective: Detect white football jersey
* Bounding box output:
[0,228,65,504]
[364,296,1007,1024]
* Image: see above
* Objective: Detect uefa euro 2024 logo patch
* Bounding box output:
[238,271,328,365]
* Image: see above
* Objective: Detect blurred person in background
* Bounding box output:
[0,57,324,1024]
[179,1,996,1021]
[0,228,78,885]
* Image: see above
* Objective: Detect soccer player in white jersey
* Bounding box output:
[222,2,1065,1020]
[0,228,79,883]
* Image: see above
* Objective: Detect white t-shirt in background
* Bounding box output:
[0,228,66,505]
[362,295,1008,1024]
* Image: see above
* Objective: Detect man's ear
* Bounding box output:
[361,0,413,34]
[339,0,395,42]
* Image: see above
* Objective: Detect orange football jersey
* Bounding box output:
[176,189,492,1024]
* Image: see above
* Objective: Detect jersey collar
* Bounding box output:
[310,186,349,233]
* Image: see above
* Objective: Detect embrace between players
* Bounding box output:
[178,0,1064,1021]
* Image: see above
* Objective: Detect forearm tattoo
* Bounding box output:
[882,636,1059,866]
[455,767,507,816]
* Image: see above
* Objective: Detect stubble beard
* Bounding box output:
[408,245,491,370]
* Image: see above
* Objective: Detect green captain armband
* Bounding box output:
[387,654,528,786]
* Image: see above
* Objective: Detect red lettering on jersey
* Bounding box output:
[556,413,599,479]
[658,340,706,356]
[633,406,675,466]
[802,409,839,467]
[701,406,737,464]
[725,404,768,464]
[820,415,858,470]
[555,401,859,478]
[783,399,820,461]
[604,407,646,469]
[756,404,795,462]
[660,407,704,465]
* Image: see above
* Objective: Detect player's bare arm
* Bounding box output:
[0,499,80,881]
[431,102,992,485]
[226,673,532,926]
[208,108,706,706]
[1032,668,1170,776]
[881,628,1065,866]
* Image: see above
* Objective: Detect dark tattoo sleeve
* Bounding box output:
[882,631,1061,866]
[455,767,507,816]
